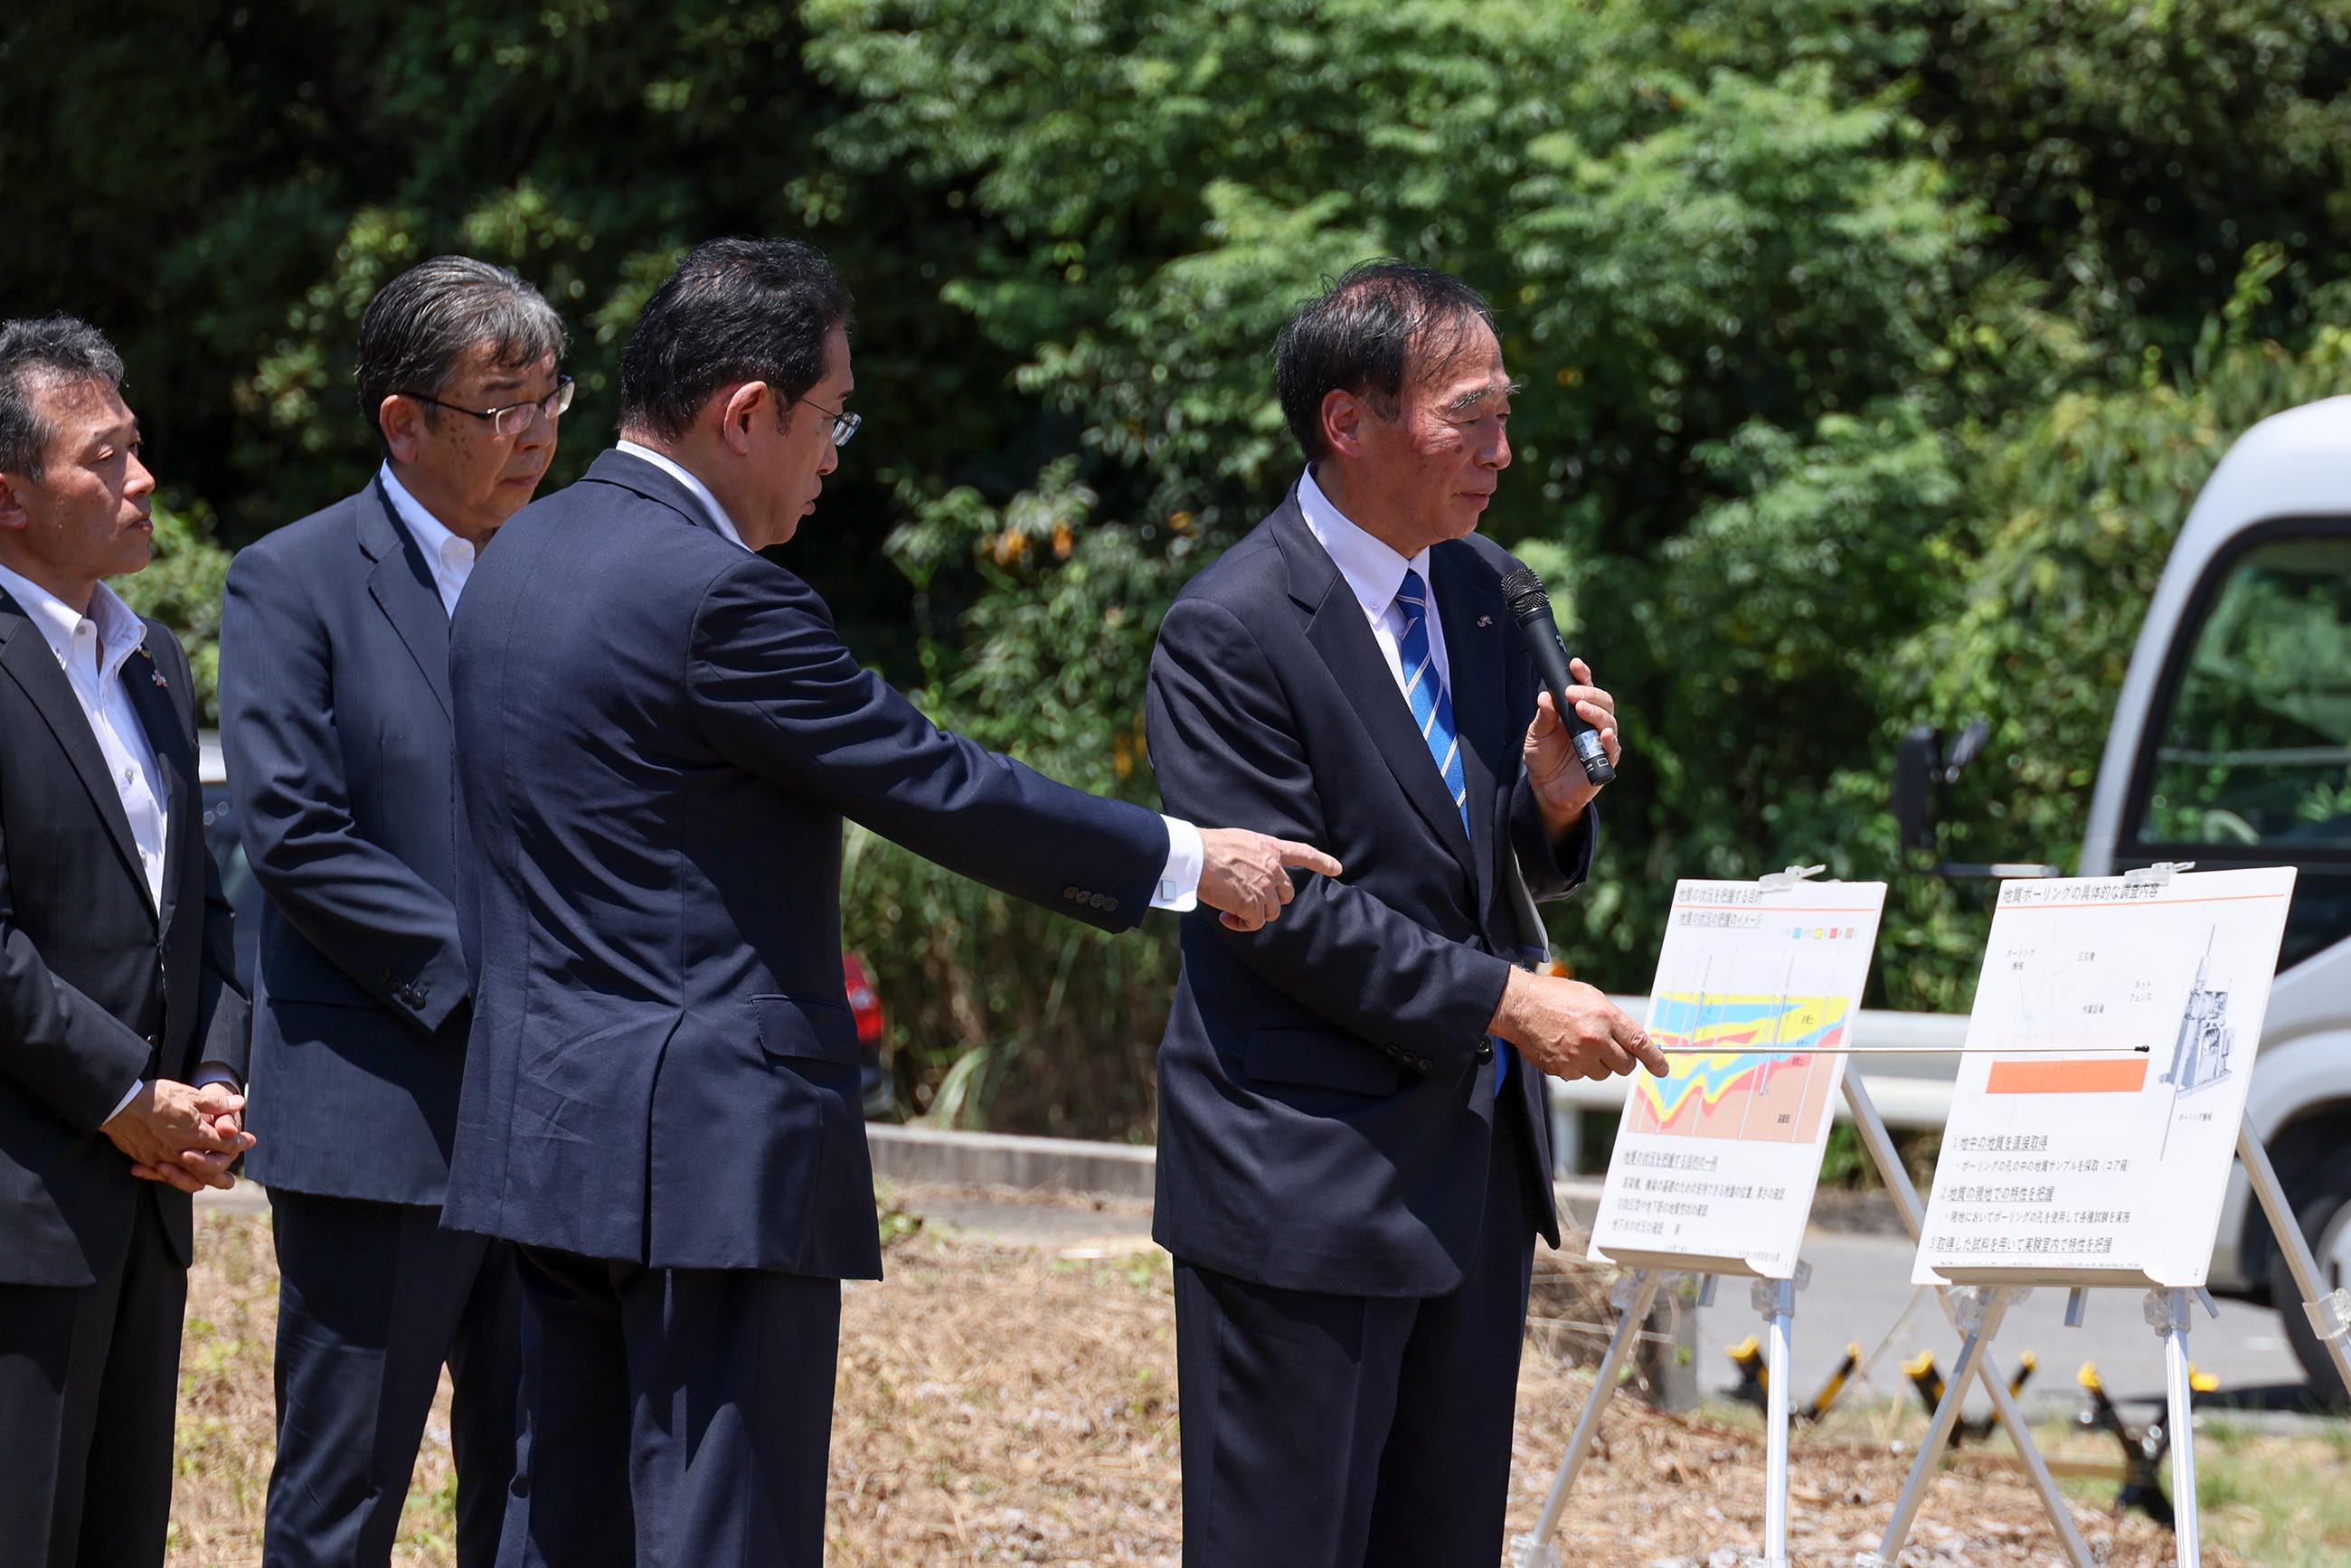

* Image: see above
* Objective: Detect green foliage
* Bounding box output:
[15,0,2351,1133]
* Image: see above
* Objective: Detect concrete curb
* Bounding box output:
[199,1127,1614,1222]
[867,1123,1158,1201]
[868,1123,1611,1223]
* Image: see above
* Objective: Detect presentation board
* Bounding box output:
[1913,866,2298,1289]
[1588,878,1888,1279]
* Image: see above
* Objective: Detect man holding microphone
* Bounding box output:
[1147,260,1666,1566]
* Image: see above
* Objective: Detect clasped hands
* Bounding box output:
[100,1078,255,1193]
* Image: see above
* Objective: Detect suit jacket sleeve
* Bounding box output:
[220,543,467,1035]
[687,558,1168,928]
[162,629,250,1079]
[1510,774,1598,906]
[1147,595,1510,1077]
[0,736,154,1134]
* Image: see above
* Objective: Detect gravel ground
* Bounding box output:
[170,1207,2242,1565]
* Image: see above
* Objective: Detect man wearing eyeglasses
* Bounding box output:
[218,255,569,1567]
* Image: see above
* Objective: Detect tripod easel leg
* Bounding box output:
[1758,1273,1799,1566]
[1841,1074,2095,1568]
[1870,1287,2014,1566]
[2237,1127,2351,1403]
[2147,1289,2202,1568]
[1513,1268,1664,1568]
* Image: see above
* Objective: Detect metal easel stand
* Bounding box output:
[1754,1262,1810,1568]
[1511,1269,1666,1568]
[2145,1286,2217,1568]
[1842,1072,2096,1568]
[1867,1284,2021,1566]
[2236,1126,2351,1404]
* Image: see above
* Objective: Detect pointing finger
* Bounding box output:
[1273,840,1343,878]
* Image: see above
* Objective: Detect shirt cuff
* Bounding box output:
[108,1077,147,1124]
[193,1063,243,1093]
[1150,816,1204,912]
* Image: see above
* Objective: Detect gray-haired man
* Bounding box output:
[219,256,570,1565]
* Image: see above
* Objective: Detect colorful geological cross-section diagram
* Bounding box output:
[1626,994,1852,1143]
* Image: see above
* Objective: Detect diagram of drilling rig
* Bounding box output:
[2157,930,2235,1157]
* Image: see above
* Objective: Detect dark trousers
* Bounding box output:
[496,1245,841,1568]
[0,1186,185,1568]
[264,1189,522,1568]
[1173,1102,1540,1568]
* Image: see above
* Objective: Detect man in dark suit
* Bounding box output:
[1146,262,1668,1566]
[220,257,568,1566]
[442,237,1337,1564]
[0,314,253,1566]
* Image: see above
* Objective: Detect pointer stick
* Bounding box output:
[1653,1044,2152,1056]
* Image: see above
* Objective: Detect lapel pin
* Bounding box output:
[153,667,169,688]
[1476,614,1494,628]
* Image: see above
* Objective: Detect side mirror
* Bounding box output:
[1893,718,2060,880]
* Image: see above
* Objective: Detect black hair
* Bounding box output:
[1273,260,1497,463]
[0,315,126,478]
[618,238,855,441]
[356,255,566,446]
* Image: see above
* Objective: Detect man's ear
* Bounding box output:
[1320,388,1367,461]
[0,470,29,534]
[718,382,770,455]
[379,396,426,466]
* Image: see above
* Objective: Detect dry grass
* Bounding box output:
[172,1207,2257,1565]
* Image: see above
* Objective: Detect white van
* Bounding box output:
[1552,397,2351,1394]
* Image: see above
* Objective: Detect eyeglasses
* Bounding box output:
[794,394,860,449]
[401,375,575,438]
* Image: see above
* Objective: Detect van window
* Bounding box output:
[2140,534,2351,850]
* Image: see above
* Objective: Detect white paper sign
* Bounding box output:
[1914,866,2297,1288]
[1589,879,1888,1279]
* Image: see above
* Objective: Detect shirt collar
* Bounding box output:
[614,440,751,552]
[1296,464,1433,619]
[377,462,475,569]
[0,558,146,680]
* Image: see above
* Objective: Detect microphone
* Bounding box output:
[1497,566,1614,786]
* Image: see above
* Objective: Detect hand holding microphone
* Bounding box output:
[1497,567,1621,824]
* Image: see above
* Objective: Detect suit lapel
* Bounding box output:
[359,477,452,717]
[120,635,190,932]
[1276,501,1478,878]
[0,590,158,921]
[1431,541,1506,924]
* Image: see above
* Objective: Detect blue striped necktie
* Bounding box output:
[1394,570,1467,835]
[1395,570,1511,1094]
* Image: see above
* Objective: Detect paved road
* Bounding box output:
[1689,1228,2318,1418]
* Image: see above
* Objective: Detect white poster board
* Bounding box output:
[1589,879,1888,1279]
[1914,866,2298,1289]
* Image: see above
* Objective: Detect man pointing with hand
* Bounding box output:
[440,238,1336,1565]
[1147,261,1666,1568]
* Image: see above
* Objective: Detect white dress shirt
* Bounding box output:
[0,561,237,1113]
[1296,464,1451,704]
[609,443,1204,909]
[379,463,477,616]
